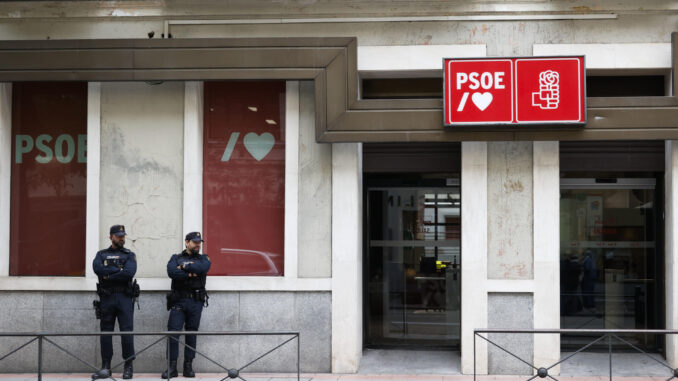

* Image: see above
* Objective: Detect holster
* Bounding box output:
[166,291,180,311]
[93,300,101,319]
[126,279,141,298]
[96,283,111,297]
[197,289,209,307]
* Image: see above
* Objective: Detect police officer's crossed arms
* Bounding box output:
[92,225,138,380]
[162,232,211,379]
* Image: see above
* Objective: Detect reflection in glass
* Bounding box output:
[560,181,661,350]
[367,187,460,347]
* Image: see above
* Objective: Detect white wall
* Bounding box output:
[99,82,185,278]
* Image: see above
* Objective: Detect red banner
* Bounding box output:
[203,81,286,276]
[10,82,87,276]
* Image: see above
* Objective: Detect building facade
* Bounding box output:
[0,0,677,375]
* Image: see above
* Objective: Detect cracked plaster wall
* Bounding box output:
[100,82,184,278]
[487,141,534,280]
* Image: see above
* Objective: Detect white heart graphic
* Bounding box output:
[472,92,493,111]
[243,132,275,161]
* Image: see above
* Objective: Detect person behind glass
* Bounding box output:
[162,232,211,379]
[92,225,137,380]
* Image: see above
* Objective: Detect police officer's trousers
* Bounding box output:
[100,293,135,362]
[167,298,203,361]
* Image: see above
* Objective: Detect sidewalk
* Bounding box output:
[0,374,676,381]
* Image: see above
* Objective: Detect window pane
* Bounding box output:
[560,185,659,350]
[203,81,285,276]
[10,82,87,276]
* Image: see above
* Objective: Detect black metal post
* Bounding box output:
[473,332,477,381]
[166,335,171,380]
[297,333,300,381]
[607,334,612,381]
[37,335,43,381]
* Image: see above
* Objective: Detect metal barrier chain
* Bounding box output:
[476,333,539,372]
[473,329,678,381]
[238,334,298,373]
[42,336,118,381]
[109,335,167,371]
[547,334,608,370]
[168,335,232,374]
[612,334,674,372]
[0,331,300,379]
[0,337,37,362]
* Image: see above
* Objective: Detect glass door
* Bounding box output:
[366,184,461,347]
[560,178,662,350]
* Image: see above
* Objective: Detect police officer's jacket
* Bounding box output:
[167,250,211,294]
[93,246,137,291]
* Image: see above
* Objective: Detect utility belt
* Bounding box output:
[96,283,129,296]
[166,288,209,310]
[94,279,141,318]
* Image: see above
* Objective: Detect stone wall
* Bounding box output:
[0,291,331,373]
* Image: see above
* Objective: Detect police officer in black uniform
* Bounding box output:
[162,232,211,379]
[92,225,137,380]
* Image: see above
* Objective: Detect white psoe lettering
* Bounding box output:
[456,72,505,90]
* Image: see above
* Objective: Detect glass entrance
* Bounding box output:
[366,182,461,347]
[560,178,663,350]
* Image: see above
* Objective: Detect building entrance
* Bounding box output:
[365,177,460,348]
[560,178,663,351]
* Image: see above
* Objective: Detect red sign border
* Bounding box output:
[443,55,587,127]
[444,58,514,125]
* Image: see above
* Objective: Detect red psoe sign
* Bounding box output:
[444,56,585,126]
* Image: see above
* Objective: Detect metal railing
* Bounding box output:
[0,331,300,381]
[474,329,678,381]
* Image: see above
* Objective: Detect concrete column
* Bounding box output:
[666,141,678,367]
[462,141,558,375]
[284,81,300,279]
[298,81,332,278]
[487,141,533,280]
[331,142,363,373]
[460,141,488,374]
[85,82,101,281]
[486,142,534,375]
[533,141,560,372]
[183,81,203,235]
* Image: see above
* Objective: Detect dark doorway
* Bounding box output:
[560,177,664,352]
[365,176,461,348]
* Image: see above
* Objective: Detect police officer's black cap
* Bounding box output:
[185,232,204,242]
[110,224,126,237]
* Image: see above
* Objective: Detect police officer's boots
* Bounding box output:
[183,359,195,378]
[161,360,178,379]
[92,359,111,380]
[122,360,133,379]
